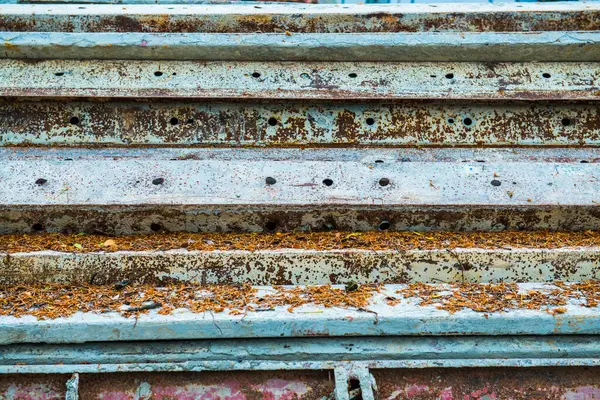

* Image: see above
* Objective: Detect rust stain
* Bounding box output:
[374,367,600,400]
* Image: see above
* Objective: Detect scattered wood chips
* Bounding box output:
[1,281,599,320]
[1,230,600,253]
[0,282,379,320]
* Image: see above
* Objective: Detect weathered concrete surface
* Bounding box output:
[2,147,599,206]
[3,100,600,147]
[1,284,600,345]
[2,247,600,285]
[3,32,600,62]
[1,60,599,100]
[5,336,600,374]
[1,3,600,33]
[5,204,600,234]
[2,148,600,233]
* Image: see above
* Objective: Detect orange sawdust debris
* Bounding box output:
[397,281,600,314]
[1,230,600,253]
[0,282,380,320]
[1,281,599,320]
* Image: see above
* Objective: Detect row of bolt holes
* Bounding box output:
[68,116,575,128]
[69,116,575,129]
[27,165,589,233]
[58,70,566,128]
[251,72,556,81]
[54,71,556,81]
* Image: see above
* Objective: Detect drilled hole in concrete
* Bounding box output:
[265,177,277,185]
[186,118,195,124]
[379,221,391,231]
[150,223,162,232]
[445,73,454,79]
[447,118,455,124]
[348,378,362,400]
[463,117,473,126]
[366,117,375,126]
[265,221,277,231]
[170,117,179,126]
[54,72,64,77]
[69,117,79,125]
[152,178,164,185]
[31,223,44,232]
[430,74,437,78]
[268,117,278,126]
[561,118,572,126]
[375,160,384,163]
[348,73,358,78]
[154,71,163,77]
[491,180,502,187]
[323,178,334,186]
[581,160,590,163]
[542,73,551,78]
[35,178,47,185]
[252,72,261,78]
[379,178,390,187]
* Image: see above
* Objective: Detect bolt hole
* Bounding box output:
[152,178,164,185]
[54,72,64,77]
[69,117,79,125]
[561,118,572,126]
[379,178,390,187]
[491,180,502,187]
[265,221,277,231]
[154,71,163,77]
[35,178,47,185]
[251,72,261,78]
[447,118,455,124]
[31,223,44,232]
[366,117,375,126]
[170,117,179,126]
[265,177,277,185]
[150,223,162,232]
[542,73,551,78]
[463,117,473,126]
[172,72,177,76]
[268,117,278,126]
[378,221,391,231]
[322,178,334,186]
[445,73,454,79]
[348,73,357,78]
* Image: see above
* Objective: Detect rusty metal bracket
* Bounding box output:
[65,373,79,400]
